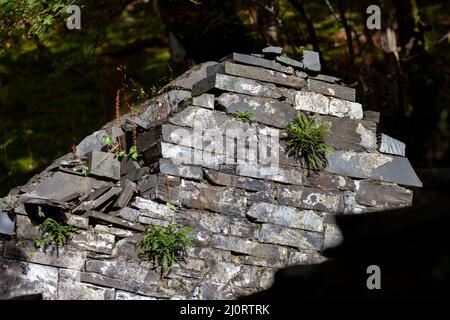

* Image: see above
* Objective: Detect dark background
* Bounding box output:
[0,0,449,197]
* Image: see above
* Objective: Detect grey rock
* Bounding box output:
[310,74,342,84]
[24,171,106,201]
[0,211,15,235]
[192,93,215,109]
[174,209,230,235]
[211,234,288,263]
[323,223,343,249]
[94,225,134,238]
[229,219,259,238]
[203,168,272,192]
[208,261,260,288]
[301,50,321,72]
[355,180,413,208]
[363,110,380,123]
[87,210,146,232]
[3,240,87,270]
[247,203,323,232]
[225,52,294,74]
[159,158,203,180]
[262,46,283,56]
[138,216,169,227]
[131,197,174,220]
[192,73,282,99]
[275,55,304,69]
[58,269,115,300]
[217,92,296,128]
[115,290,156,300]
[114,180,136,209]
[329,97,363,119]
[87,151,121,181]
[117,206,140,222]
[277,185,344,213]
[221,62,305,89]
[0,258,58,300]
[379,133,406,156]
[308,78,356,101]
[186,246,231,262]
[173,61,220,90]
[15,215,40,240]
[288,250,327,265]
[325,150,423,187]
[85,259,159,285]
[259,224,321,250]
[71,229,116,254]
[178,181,248,217]
[76,130,108,156]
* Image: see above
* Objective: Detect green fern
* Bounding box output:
[286,112,334,169]
[137,224,193,276]
[34,218,78,251]
[233,110,254,123]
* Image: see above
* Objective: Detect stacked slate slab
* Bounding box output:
[0,47,422,300]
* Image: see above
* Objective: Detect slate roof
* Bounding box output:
[0,47,421,300]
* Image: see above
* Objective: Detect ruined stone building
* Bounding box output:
[0,48,422,300]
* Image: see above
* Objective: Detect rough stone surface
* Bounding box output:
[221,62,305,89]
[326,150,423,187]
[226,52,294,74]
[87,151,121,181]
[0,211,15,235]
[192,73,282,99]
[192,93,215,109]
[379,133,406,156]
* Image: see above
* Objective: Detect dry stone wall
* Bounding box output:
[0,48,421,300]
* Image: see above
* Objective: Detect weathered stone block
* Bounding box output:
[137,216,169,227]
[211,234,288,263]
[325,150,423,187]
[174,209,230,235]
[192,73,282,99]
[308,78,356,101]
[178,181,248,217]
[173,61,220,90]
[117,206,140,222]
[76,129,108,156]
[0,211,15,235]
[288,250,327,265]
[247,203,323,232]
[3,240,86,270]
[58,269,115,300]
[88,210,146,232]
[355,180,413,208]
[221,62,305,89]
[0,258,58,300]
[208,261,261,288]
[316,115,377,151]
[87,151,121,181]
[71,229,116,255]
[192,93,215,109]
[226,52,294,74]
[229,219,259,238]
[323,223,343,249]
[262,46,283,56]
[131,197,174,220]
[159,159,203,180]
[217,92,296,128]
[24,171,106,201]
[85,259,159,285]
[275,55,303,69]
[186,246,231,262]
[94,225,134,238]
[379,133,406,156]
[294,91,329,114]
[277,185,344,213]
[301,50,321,72]
[329,97,363,119]
[203,168,272,192]
[259,224,321,250]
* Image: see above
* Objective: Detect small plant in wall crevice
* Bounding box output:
[285,112,334,169]
[34,218,79,253]
[137,224,193,276]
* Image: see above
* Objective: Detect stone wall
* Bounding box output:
[0,48,421,300]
